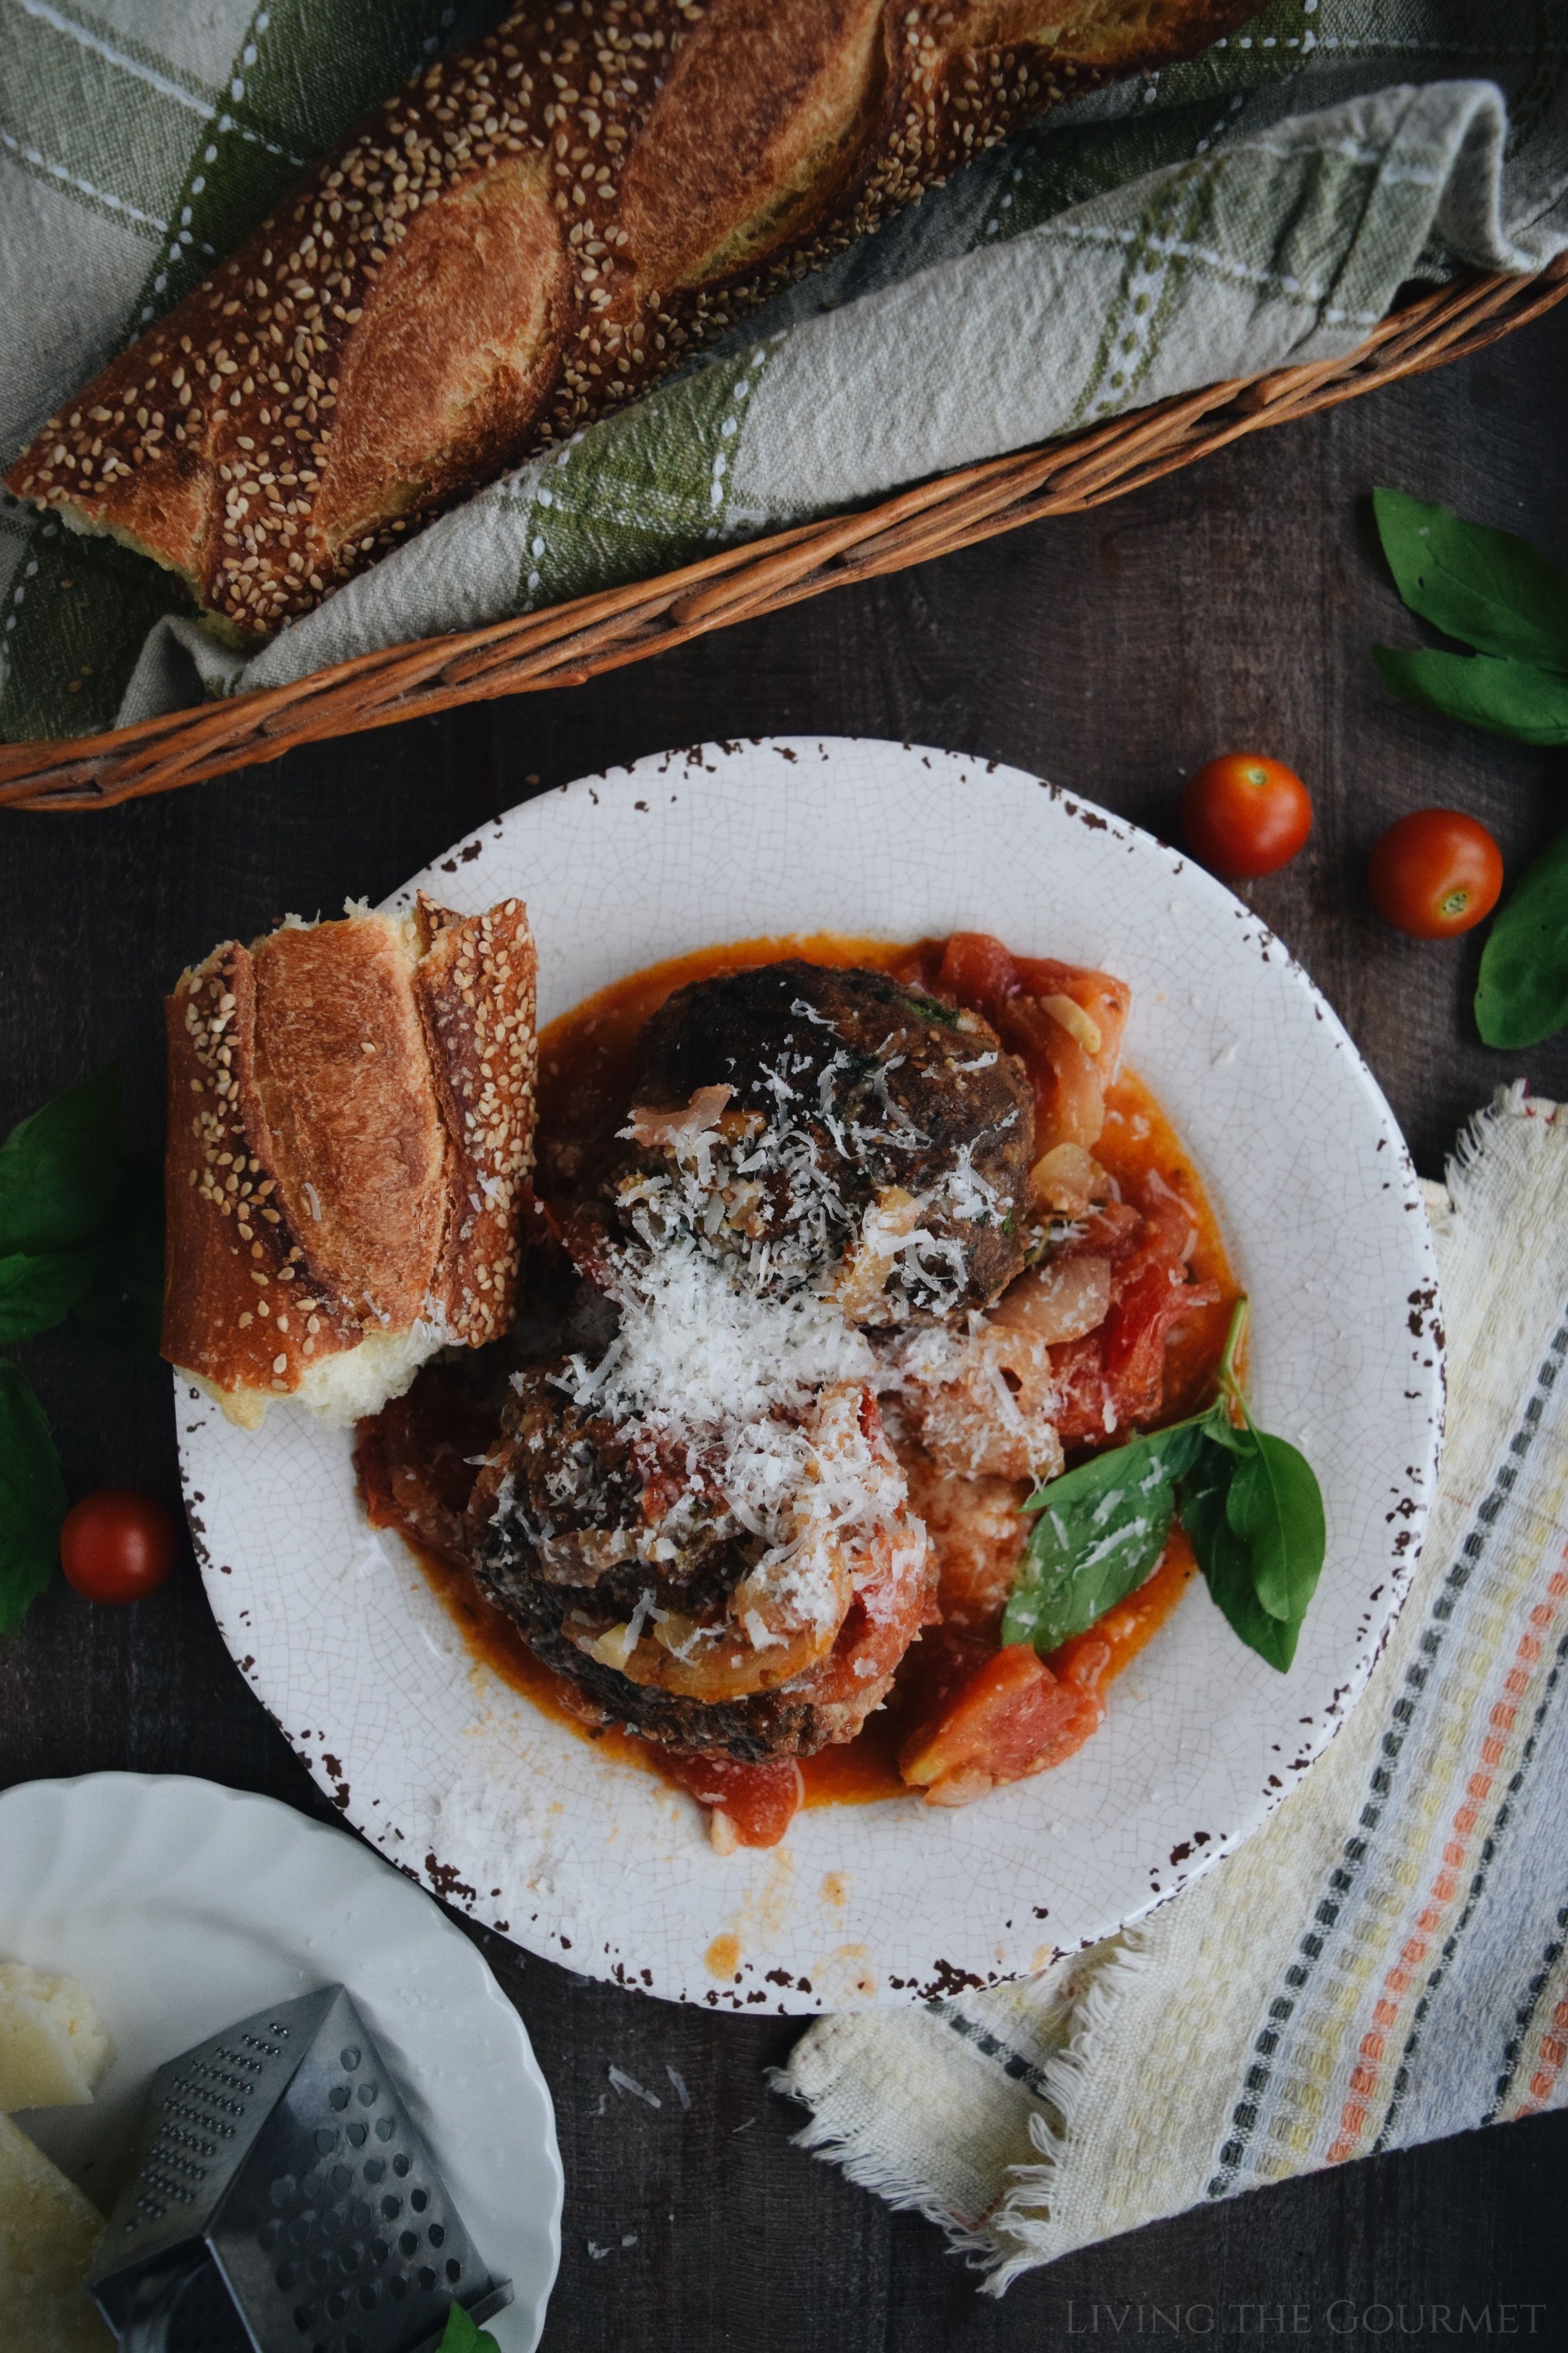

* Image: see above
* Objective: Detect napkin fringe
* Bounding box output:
[770,1935,1165,2291]
[981,1934,1158,2290]
[768,2064,1005,2264]
[1452,1076,1527,1179]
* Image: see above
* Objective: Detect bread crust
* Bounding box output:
[163,896,536,1417]
[415,897,541,1347]
[6,0,1260,644]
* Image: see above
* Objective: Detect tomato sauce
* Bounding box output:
[1095,1071,1236,1424]
[405,933,1236,1819]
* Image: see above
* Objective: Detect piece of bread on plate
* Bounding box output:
[4,0,1260,646]
[0,2111,112,2351]
[0,1963,112,2114]
[164,894,536,1428]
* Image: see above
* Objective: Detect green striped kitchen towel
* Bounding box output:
[2,1,1566,745]
[778,1088,1568,2286]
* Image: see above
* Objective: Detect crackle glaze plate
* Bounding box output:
[0,1774,561,2351]
[182,738,1442,2013]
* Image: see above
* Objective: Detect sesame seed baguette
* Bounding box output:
[164,894,538,1428]
[7,0,1256,647]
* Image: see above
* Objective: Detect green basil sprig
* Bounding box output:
[0,1361,69,1636]
[1002,1416,1203,1654]
[1002,1300,1326,1674]
[438,2305,501,2353]
[1474,828,1568,1050]
[1372,486,1568,744]
[1370,487,1568,1048]
[0,1066,164,1635]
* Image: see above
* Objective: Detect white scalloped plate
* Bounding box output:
[0,1774,561,2351]
[182,738,1442,2012]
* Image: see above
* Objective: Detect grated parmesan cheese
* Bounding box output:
[549,1135,902,1646]
[511,1001,1043,1661]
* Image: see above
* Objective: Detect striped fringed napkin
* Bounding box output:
[776,1086,1568,2289]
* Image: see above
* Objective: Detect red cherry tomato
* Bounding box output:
[1182,754,1313,879]
[59,1489,178,1603]
[1368,809,1503,939]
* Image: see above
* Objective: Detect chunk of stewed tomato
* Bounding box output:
[1053,1277,1220,1442]
[667,1751,805,1849]
[899,1642,1106,1808]
[1103,1265,1192,1388]
[936,930,1018,1017]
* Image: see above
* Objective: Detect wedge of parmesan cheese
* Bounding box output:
[0,1964,113,2112]
[0,2110,112,2348]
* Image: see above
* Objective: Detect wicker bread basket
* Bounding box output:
[2,257,1563,815]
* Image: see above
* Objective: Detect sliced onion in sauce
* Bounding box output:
[1038,992,1103,1057]
[990,1252,1113,1345]
[1027,1141,1109,1215]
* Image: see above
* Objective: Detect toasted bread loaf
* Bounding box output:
[164,895,536,1427]
[6,0,1256,645]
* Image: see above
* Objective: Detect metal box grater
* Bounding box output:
[88,1982,512,2353]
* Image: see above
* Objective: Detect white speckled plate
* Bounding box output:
[0,1774,561,2351]
[182,738,1442,2012]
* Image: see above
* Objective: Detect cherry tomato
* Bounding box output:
[1367,809,1503,939]
[1182,754,1313,879]
[59,1489,178,1604]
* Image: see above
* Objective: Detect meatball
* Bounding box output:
[605,961,1035,1321]
[467,1367,934,1762]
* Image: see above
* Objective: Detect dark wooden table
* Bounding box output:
[4,301,1567,2352]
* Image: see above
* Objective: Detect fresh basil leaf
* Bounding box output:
[0,1361,66,1635]
[0,1066,122,1255]
[1475,824,1568,1049]
[1373,488,1568,671]
[438,2307,500,2353]
[1003,1417,1205,1653]
[1196,1409,1250,1455]
[1000,1287,1325,1678]
[0,1248,99,1344]
[1179,1435,1300,1674]
[1225,1419,1326,1627]
[1373,646,1568,746]
[72,1152,165,1358]
[1179,1417,1325,1674]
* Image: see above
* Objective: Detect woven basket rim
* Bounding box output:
[3,256,1563,813]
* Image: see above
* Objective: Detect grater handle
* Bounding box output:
[115,2252,210,2352]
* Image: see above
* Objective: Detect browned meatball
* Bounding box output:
[606,960,1035,1321]
[468,1365,933,1762]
